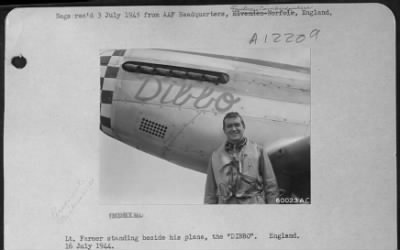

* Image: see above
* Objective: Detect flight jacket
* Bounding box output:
[204,140,279,204]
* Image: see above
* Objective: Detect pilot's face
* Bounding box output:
[224,117,245,143]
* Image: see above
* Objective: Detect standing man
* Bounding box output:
[204,112,279,204]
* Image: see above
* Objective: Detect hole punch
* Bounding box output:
[11,55,27,69]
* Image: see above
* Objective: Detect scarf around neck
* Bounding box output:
[225,137,247,154]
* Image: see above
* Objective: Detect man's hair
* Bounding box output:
[223,112,245,130]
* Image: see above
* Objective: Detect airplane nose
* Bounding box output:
[100,88,113,137]
[99,49,127,137]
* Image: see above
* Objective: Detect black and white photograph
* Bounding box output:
[99,48,310,204]
[3,4,396,250]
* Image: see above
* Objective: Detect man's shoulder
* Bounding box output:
[209,142,232,169]
[246,140,263,151]
[247,139,258,146]
[212,142,226,156]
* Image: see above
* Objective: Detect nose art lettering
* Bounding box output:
[134,78,240,112]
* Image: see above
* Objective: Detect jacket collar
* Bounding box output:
[224,137,247,154]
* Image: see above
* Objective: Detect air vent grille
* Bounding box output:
[139,118,168,138]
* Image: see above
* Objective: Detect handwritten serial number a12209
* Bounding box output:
[249,28,320,45]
